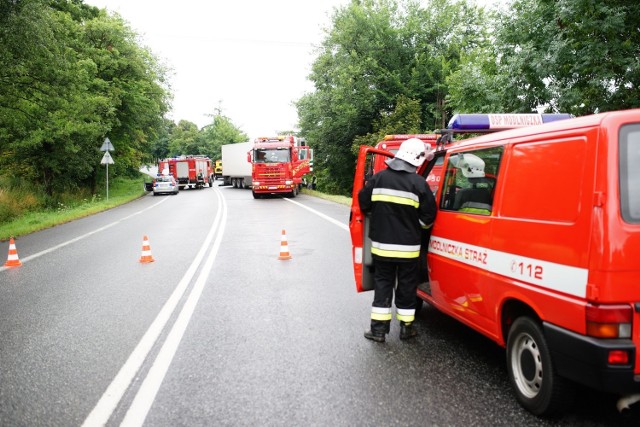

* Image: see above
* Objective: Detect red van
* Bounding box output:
[350,111,640,415]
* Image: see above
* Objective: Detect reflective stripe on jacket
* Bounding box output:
[358,166,436,261]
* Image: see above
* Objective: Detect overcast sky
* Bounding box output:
[85,0,499,140]
[84,0,352,139]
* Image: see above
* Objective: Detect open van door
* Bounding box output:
[349,142,443,293]
[349,145,395,292]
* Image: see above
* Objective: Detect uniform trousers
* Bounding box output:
[372,257,419,311]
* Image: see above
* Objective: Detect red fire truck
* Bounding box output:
[158,155,213,190]
[350,111,640,415]
[249,135,313,199]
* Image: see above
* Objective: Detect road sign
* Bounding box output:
[100,137,114,152]
[101,151,114,164]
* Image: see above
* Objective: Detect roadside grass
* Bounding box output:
[0,176,147,241]
[300,188,352,206]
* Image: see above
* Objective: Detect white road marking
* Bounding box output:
[120,190,228,426]
[82,189,225,426]
[284,198,349,231]
[0,198,168,273]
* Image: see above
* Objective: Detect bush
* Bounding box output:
[0,181,42,224]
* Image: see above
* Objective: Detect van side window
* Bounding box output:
[620,124,640,223]
[440,147,502,215]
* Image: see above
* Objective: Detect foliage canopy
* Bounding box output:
[2,0,639,201]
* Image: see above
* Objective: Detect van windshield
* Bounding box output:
[620,124,640,223]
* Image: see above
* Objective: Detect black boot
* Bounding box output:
[364,330,385,342]
[365,320,389,343]
[400,322,417,340]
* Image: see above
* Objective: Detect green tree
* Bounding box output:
[448,0,640,115]
[168,120,200,156]
[0,0,170,198]
[0,0,108,196]
[352,95,423,154]
[297,0,485,195]
[199,114,248,160]
[148,118,175,162]
[82,10,170,180]
[446,46,507,113]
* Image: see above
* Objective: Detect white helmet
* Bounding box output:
[395,138,430,167]
[456,153,485,178]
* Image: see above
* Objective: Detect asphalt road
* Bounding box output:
[0,183,639,426]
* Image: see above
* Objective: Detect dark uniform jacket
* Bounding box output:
[358,162,436,261]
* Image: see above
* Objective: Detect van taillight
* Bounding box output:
[586,303,632,339]
[608,350,630,365]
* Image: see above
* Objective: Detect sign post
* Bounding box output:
[100,137,115,200]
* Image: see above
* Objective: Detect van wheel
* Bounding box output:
[506,317,573,416]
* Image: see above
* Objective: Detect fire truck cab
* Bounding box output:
[249,135,313,199]
[349,110,640,415]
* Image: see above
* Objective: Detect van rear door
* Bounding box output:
[603,118,640,373]
[349,145,394,292]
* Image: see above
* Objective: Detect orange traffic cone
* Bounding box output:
[139,235,155,263]
[4,237,22,267]
[278,229,292,260]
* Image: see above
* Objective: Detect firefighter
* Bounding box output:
[358,138,436,342]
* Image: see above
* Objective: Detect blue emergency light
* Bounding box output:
[448,113,574,131]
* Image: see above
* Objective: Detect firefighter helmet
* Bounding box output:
[395,138,430,167]
[457,153,485,178]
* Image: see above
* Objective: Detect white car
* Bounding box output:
[153,175,179,195]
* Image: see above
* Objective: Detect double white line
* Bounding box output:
[83,188,228,427]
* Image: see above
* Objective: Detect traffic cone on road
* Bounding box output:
[278,229,292,260]
[4,237,22,268]
[139,235,155,263]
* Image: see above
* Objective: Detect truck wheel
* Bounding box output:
[506,316,573,416]
[252,191,260,199]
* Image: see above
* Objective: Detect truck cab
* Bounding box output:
[214,160,223,180]
[249,136,313,199]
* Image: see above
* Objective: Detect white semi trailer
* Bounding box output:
[221,141,252,188]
